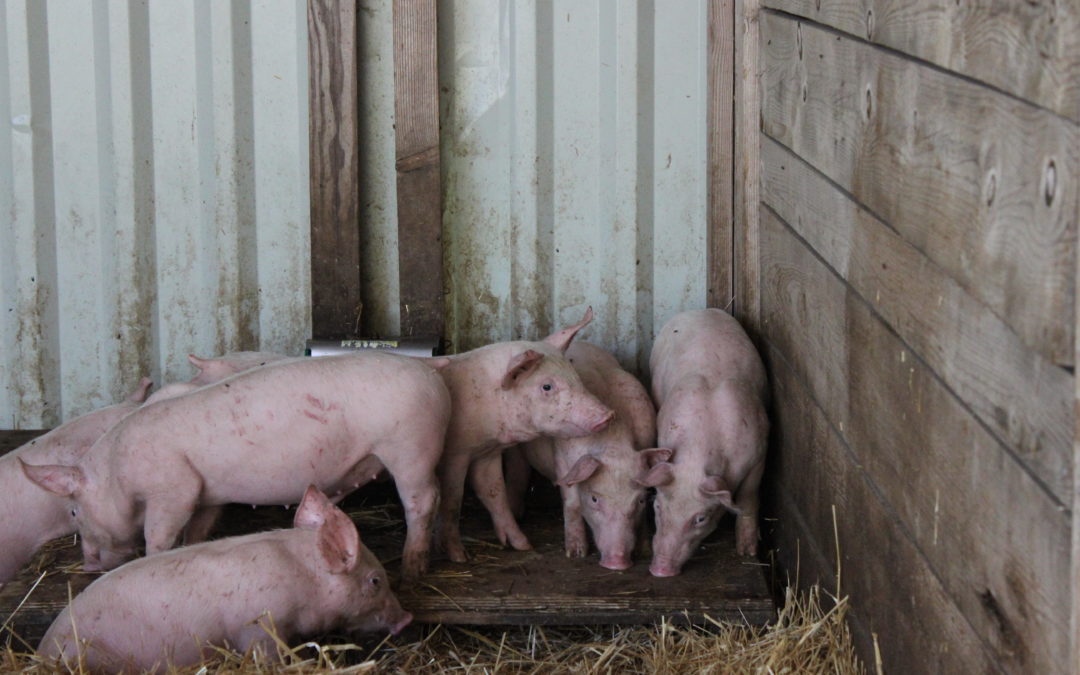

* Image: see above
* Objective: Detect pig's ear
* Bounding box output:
[557,455,602,487]
[294,484,331,530]
[542,306,594,353]
[501,350,545,389]
[187,353,210,374]
[128,376,153,404]
[20,460,85,497]
[699,475,741,515]
[318,507,361,574]
[633,462,674,488]
[641,447,674,467]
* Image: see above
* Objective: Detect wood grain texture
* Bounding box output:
[761,12,1078,365]
[762,136,1073,505]
[1073,175,1080,669]
[308,0,362,339]
[766,350,998,674]
[707,0,735,310]
[393,0,443,339]
[760,206,1072,673]
[733,0,762,330]
[764,0,1080,122]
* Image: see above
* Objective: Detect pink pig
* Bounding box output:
[640,308,769,577]
[0,378,152,588]
[521,341,657,570]
[38,485,411,673]
[22,352,450,580]
[143,351,293,405]
[434,308,615,562]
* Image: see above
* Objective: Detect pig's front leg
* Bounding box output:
[390,470,439,581]
[143,480,202,556]
[182,505,223,545]
[734,459,765,557]
[467,454,531,551]
[559,484,589,558]
[435,451,472,563]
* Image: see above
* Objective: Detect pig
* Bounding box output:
[143,351,293,405]
[0,378,152,588]
[520,340,657,570]
[38,485,411,674]
[434,307,615,563]
[640,308,768,577]
[21,352,450,580]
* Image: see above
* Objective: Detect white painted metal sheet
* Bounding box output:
[0,0,310,427]
[439,0,708,372]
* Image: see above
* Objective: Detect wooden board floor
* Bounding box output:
[1,430,774,648]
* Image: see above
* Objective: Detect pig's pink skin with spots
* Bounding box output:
[38,486,411,674]
[642,308,769,577]
[22,352,450,580]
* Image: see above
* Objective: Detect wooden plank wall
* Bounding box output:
[737,2,1080,672]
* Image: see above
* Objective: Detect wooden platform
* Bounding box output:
[1,430,774,647]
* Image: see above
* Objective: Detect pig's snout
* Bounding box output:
[588,408,615,433]
[648,555,681,577]
[599,553,632,571]
[389,611,414,636]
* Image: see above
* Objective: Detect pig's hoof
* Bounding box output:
[447,546,469,563]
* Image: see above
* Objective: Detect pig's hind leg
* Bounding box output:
[467,454,531,551]
[182,505,223,545]
[434,451,472,563]
[559,484,589,558]
[733,459,764,557]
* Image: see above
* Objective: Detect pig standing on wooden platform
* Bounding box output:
[0,378,152,588]
[434,307,615,562]
[38,485,411,673]
[520,340,657,570]
[21,352,450,580]
[641,308,768,577]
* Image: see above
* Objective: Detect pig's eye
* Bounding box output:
[694,514,707,526]
[70,509,77,518]
[541,383,553,392]
[638,497,646,505]
[590,494,598,503]
[371,576,380,587]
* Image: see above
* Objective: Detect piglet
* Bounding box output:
[21,352,449,580]
[143,351,293,405]
[640,308,768,576]
[0,378,152,588]
[38,485,411,674]
[435,307,615,563]
[520,340,657,570]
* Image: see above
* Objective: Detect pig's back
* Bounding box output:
[40,530,311,669]
[650,309,765,406]
[569,342,656,450]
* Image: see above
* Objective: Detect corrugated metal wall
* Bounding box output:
[438,0,709,372]
[1,0,310,427]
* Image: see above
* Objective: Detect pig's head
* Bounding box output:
[635,448,740,577]
[557,447,650,571]
[293,486,413,636]
[19,460,139,571]
[500,308,615,440]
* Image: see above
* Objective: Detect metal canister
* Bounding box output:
[304,336,440,358]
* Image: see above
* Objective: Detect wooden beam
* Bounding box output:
[308,0,361,339]
[733,0,762,331]
[393,0,443,339]
[761,135,1074,506]
[761,12,1077,366]
[764,0,1080,123]
[760,205,1071,671]
[707,0,735,310]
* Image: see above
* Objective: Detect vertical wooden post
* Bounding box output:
[732,0,761,330]
[1072,185,1080,674]
[707,0,735,311]
[308,0,361,339]
[393,0,443,339]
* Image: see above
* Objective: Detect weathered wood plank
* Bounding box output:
[761,135,1073,505]
[764,0,1080,123]
[766,351,998,674]
[733,0,762,329]
[393,0,443,339]
[1073,176,1080,669]
[308,0,361,339]
[760,206,1072,673]
[707,0,735,310]
[761,12,1078,365]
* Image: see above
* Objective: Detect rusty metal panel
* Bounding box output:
[439,0,709,371]
[0,0,310,427]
